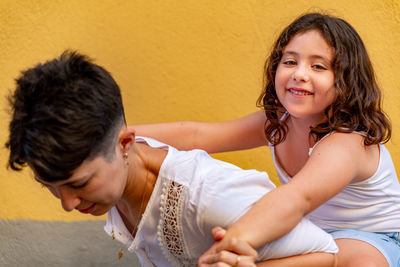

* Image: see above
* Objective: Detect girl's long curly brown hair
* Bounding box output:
[257,12,391,146]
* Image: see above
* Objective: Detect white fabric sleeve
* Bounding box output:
[257,218,338,261]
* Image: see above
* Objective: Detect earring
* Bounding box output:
[123,152,130,166]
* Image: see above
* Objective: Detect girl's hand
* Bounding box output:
[198,227,258,266]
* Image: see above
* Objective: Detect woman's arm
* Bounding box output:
[257,253,337,267]
[129,110,268,153]
[215,133,369,248]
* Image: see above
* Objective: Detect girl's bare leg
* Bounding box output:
[335,239,388,267]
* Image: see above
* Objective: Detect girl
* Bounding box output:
[133,13,400,267]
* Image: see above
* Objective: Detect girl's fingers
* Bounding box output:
[212,226,227,241]
[199,251,256,267]
[201,250,237,265]
[215,238,258,259]
[198,242,219,265]
[199,262,231,267]
[199,228,256,266]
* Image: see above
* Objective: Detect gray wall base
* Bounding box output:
[0,219,140,267]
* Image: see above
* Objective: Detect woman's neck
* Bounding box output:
[117,142,167,233]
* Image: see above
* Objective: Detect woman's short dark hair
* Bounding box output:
[6,50,126,182]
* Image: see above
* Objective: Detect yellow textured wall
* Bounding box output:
[1,0,399,221]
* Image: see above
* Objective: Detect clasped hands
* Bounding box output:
[198,227,258,267]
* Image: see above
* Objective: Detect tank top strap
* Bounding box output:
[308,131,368,156]
[308,132,334,156]
[280,111,290,121]
[267,111,290,147]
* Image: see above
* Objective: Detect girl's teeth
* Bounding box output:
[289,89,310,95]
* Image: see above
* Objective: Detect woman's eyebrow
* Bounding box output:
[67,174,93,185]
[33,173,92,187]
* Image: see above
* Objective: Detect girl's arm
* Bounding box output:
[200,133,374,263]
[199,229,337,267]
[129,110,268,153]
[200,250,336,267]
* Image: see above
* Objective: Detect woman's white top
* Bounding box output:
[105,137,337,267]
[270,130,400,232]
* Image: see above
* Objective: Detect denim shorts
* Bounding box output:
[326,229,400,267]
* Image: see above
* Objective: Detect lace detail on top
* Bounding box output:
[158,180,196,267]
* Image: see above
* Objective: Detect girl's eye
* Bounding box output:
[283,60,296,66]
[312,64,327,70]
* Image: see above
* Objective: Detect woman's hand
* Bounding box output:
[198,227,258,266]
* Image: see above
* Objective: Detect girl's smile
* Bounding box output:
[287,87,313,96]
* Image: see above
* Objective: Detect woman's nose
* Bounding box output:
[57,186,81,212]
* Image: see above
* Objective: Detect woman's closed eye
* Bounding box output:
[68,174,93,189]
[70,180,89,189]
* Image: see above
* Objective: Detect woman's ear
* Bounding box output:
[118,126,136,151]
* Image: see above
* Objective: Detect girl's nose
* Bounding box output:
[57,186,81,212]
[292,64,310,82]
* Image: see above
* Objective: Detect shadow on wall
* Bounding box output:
[0,219,140,267]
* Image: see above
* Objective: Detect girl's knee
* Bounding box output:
[335,239,389,267]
